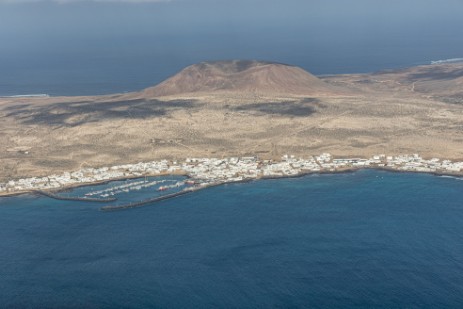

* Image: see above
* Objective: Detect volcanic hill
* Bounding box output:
[1,60,463,182]
[142,60,341,97]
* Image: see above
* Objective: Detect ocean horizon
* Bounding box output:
[1,0,462,97]
[0,56,451,97]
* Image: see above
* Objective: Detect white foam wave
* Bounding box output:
[0,94,49,98]
[431,58,463,65]
[440,175,463,181]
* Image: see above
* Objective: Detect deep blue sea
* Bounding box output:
[1,170,463,308]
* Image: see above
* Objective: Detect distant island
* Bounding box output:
[0,60,462,194]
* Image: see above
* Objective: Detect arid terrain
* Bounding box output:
[1,60,462,182]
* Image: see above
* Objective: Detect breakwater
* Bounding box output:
[100,182,230,211]
[34,190,117,203]
[100,189,195,211]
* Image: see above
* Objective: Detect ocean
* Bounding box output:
[1,1,463,97]
[1,170,463,308]
[0,40,457,97]
[2,2,463,307]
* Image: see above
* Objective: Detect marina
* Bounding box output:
[84,179,179,198]
[100,181,233,211]
[100,188,195,211]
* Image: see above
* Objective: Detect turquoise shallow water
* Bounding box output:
[1,170,463,308]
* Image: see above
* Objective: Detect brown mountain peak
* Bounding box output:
[143,60,341,97]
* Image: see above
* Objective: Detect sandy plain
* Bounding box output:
[1,61,462,182]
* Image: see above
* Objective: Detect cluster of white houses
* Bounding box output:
[1,153,463,194]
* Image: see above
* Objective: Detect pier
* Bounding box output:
[34,190,117,203]
[100,189,195,211]
[101,182,229,211]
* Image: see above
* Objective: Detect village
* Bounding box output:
[1,153,463,195]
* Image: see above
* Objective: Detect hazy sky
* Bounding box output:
[2,0,462,40]
[1,0,462,94]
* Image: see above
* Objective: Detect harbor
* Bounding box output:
[100,188,196,211]
[1,153,463,210]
